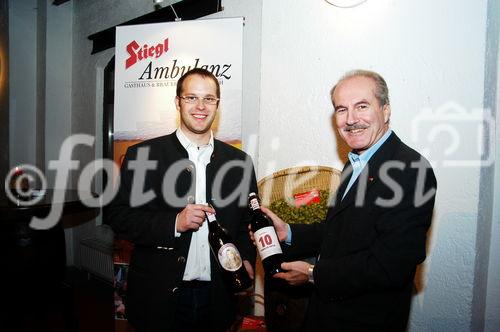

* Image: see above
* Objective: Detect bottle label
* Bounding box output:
[218,243,243,272]
[254,226,283,259]
[249,198,260,210]
[206,211,216,222]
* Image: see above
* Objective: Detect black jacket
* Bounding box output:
[289,132,437,331]
[107,132,257,332]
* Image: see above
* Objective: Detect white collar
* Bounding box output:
[176,128,214,150]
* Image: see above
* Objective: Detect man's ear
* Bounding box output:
[175,96,181,111]
[383,104,391,124]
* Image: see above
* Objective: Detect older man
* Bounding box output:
[263,70,437,331]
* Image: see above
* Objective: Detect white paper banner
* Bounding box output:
[114,18,243,145]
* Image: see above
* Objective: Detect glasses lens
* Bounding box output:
[204,97,218,105]
[182,96,197,103]
[182,96,218,105]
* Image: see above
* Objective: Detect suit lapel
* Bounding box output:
[205,140,224,205]
[328,163,351,209]
[324,162,351,222]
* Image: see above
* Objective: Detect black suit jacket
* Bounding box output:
[288,132,436,331]
[107,133,257,332]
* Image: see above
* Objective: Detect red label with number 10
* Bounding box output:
[254,226,283,260]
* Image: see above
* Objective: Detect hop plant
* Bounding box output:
[269,190,333,224]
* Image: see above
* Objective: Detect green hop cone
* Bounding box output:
[269,190,333,224]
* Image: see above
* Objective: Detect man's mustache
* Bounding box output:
[343,124,368,132]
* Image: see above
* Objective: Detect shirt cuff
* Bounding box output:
[285,223,292,245]
[174,213,181,238]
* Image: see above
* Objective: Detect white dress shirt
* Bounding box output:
[175,128,214,281]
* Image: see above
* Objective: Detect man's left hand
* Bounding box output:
[273,261,310,286]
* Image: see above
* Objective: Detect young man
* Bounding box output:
[262,70,437,332]
[108,68,257,332]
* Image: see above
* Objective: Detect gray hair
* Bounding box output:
[330,69,390,107]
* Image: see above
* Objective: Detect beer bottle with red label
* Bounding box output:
[205,206,252,293]
[248,193,284,276]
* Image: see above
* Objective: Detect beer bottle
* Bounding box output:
[248,193,284,276]
[205,206,252,293]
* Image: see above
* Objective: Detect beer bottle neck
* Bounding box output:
[249,197,261,212]
[206,211,217,224]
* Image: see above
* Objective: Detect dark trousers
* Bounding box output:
[172,281,212,332]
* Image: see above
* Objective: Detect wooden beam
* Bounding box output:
[87,0,222,54]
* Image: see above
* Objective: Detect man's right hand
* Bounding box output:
[176,204,215,233]
[260,206,289,242]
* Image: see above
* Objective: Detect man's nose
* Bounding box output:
[346,109,358,125]
[195,98,206,108]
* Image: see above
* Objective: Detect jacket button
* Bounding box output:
[187,196,195,204]
[186,165,194,173]
[177,256,186,263]
[172,287,179,293]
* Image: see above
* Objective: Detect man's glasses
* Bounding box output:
[179,95,220,105]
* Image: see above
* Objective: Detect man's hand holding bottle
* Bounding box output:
[249,202,312,286]
[176,204,214,232]
[259,206,289,242]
